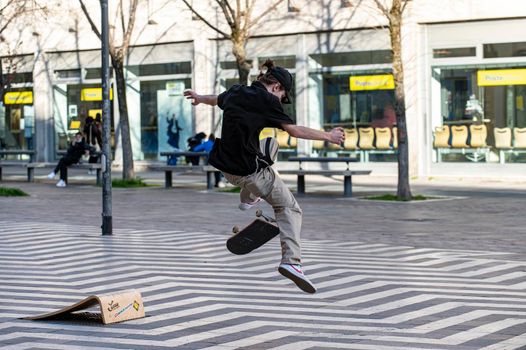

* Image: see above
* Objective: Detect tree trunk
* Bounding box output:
[0,59,3,102]
[111,54,135,180]
[232,37,251,85]
[389,3,412,200]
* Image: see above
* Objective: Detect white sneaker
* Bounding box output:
[47,171,56,179]
[216,181,226,188]
[56,179,66,187]
[278,263,317,294]
[238,197,263,211]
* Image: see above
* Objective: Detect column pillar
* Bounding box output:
[33,51,54,162]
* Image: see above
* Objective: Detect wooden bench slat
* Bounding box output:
[149,164,219,189]
[288,157,358,162]
[279,168,371,197]
[279,170,371,176]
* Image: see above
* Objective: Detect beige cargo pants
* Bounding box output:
[222,137,302,265]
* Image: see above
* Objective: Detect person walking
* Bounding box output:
[184,59,345,293]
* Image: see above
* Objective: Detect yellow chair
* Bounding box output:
[494,127,512,164]
[375,127,392,150]
[289,135,297,148]
[259,128,276,140]
[343,129,358,150]
[358,127,375,150]
[514,127,526,149]
[494,127,512,149]
[450,125,468,148]
[276,129,290,148]
[469,125,487,148]
[392,127,398,149]
[433,125,450,148]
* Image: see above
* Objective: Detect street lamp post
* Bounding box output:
[101,0,112,235]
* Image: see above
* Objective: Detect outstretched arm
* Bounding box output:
[183,89,217,106]
[282,124,345,145]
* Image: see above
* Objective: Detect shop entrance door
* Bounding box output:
[2,105,34,150]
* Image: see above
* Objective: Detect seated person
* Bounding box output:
[47,132,89,187]
[193,133,225,188]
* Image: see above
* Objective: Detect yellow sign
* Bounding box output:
[69,120,81,129]
[4,91,33,105]
[81,88,113,101]
[477,69,526,86]
[350,74,395,91]
[89,109,102,119]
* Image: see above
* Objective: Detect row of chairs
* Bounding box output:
[260,127,399,161]
[433,125,526,162]
[434,125,526,148]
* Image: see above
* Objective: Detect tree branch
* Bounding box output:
[119,0,125,38]
[401,0,411,14]
[78,0,102,40]
[222,0,237,23]
[181,0,230,38]
[216,0,236,31]
[121,0,138,51]
[371,0,390,17]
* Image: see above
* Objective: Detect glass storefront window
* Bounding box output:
[433,47,476,58]
[128,62,191,76]
[439,69,477,123]
[483,42,526,58]
[0,89,34,150]
[140,79,192,160]
[53,83,115,150]
[257,56,296,69]
[434,67,526,163]
[310,51,392,66]
[314,72,395,129]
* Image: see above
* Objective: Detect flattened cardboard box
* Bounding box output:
[24,290,145,325]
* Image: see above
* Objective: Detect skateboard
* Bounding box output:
[227,209,280,255]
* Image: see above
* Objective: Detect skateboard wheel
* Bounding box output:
[232,226,240,234]
[255,209,262,217]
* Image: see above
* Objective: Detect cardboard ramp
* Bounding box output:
[23,290,145,325]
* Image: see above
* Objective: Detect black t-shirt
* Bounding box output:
[209,81,294,176]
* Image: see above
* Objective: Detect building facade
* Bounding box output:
[1,0,526,178]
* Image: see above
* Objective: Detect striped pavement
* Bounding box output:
[0,220,525,349]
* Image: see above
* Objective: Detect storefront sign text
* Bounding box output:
[477,69,526,86]
[350,74,395,91]
[4,91,33,105]
[81,88,113,101]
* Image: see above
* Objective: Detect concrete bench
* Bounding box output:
[0,150,37,181]
[26,162,102,185]
[149,164,219,189]
[279,169,371,197]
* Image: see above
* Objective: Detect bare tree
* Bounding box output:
[78,0,138,180]
[0,0,46,100]
[182,0,285,84]
[354,0,412,200]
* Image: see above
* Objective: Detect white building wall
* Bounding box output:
[2,1,526,175]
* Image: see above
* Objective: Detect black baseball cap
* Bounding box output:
[269,66,293,104]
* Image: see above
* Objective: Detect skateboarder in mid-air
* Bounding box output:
[184,59,345,293]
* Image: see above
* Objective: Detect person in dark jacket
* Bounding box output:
[184,59,345,294]
[47,132,89,187]
[192,133,225,187]
[84,115,103,172]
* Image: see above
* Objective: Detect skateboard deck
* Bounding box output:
[227,210,279,255]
